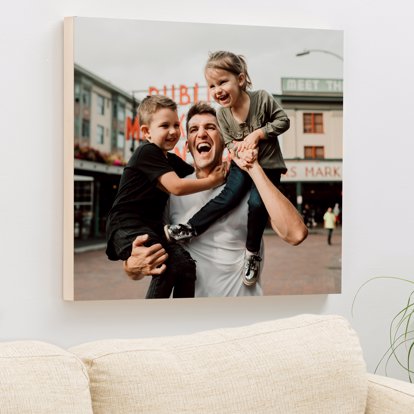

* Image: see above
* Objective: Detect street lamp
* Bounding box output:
[296,49,343,61]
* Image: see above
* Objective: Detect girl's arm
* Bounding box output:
[216,109,236,150]
[158,165,225,196]
[234,90,290,151]
[235,128,264,151]
[259,89,290,139]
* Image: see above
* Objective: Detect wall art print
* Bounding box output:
[64,17,343,300]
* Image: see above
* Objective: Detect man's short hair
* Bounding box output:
[186,102,217,134]
[138,95,177,125]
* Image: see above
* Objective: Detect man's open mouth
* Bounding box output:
[196,142,212,153]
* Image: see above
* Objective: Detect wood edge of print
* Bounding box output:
[63,17,75,301]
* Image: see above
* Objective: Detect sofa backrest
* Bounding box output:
[0,340,93,414]
[70,314,368,414]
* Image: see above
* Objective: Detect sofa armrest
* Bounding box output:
[365,373,414,413]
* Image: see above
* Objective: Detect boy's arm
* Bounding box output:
[158,166,225,196]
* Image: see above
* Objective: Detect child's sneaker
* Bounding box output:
[164,223,196,242]
[243,252,262,286]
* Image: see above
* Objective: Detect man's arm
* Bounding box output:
[233,151,307,246]
[123,235,168,280]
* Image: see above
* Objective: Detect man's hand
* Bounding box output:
[123,234,168,280]
[238,148,257,164]
[230,148,258,171]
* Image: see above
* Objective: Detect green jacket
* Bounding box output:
[217,89,290,171]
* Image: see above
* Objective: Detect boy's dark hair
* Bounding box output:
[205,51,252,91]
[138,95,177,125]
[186,102,217,134]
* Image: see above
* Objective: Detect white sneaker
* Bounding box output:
[243,252,262,286]
[164,223,196,242]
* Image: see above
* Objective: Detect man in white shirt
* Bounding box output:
[124,102,307,297]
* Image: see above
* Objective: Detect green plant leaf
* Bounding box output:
[353,276,414,382]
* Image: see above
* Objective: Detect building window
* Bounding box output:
[74,118,81,138]
[97,95,105,115]
[117,104,125,122]
[303,113,323,133]
[82,89,91,106]
[304,146,325,159]
[117,131,125,149]
[74,83,81,103]
[97,125,104,144]
[81,119,90,138]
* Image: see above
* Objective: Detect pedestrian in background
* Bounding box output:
[333,203,341,225]
[323,207,336,245]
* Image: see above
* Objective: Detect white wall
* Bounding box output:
[1,0,414,380]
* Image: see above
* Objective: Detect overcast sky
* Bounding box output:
[74,17,343,100]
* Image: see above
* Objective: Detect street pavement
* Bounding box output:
[74,227,341,300]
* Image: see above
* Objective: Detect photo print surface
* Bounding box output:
[63,17,343,300]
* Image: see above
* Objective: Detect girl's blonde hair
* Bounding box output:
[205,51,252,91]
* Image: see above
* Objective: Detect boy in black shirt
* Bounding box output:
[106,95,225,299]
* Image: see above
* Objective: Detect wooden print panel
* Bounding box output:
[63,17,343,300]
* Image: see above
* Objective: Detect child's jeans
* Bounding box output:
[188,161,281,253]
[108,226,196,299]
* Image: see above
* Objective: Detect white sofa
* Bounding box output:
[1,314,413,413]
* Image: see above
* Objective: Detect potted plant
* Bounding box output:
[353,277,414,382]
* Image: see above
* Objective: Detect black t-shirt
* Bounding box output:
[106,142,194,238]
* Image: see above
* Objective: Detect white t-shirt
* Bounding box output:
[168,173,263,297]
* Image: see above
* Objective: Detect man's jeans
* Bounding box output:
[110,226,196,299]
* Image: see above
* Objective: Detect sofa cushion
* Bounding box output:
[71,314,368,414]
[0,340,93,414]
[366,373,414,413]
